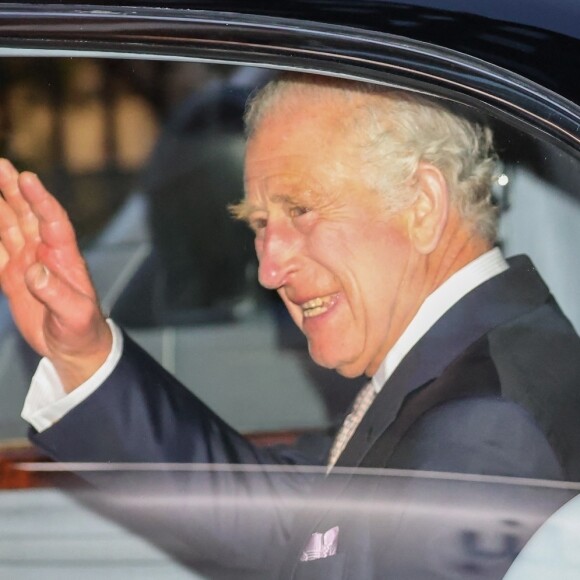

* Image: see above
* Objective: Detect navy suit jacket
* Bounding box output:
[31,256,580,579]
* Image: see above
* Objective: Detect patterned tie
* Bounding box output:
[327,381,376,471]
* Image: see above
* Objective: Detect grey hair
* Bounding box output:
[244,74,500,242]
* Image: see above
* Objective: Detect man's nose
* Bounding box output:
[257,225,300,289]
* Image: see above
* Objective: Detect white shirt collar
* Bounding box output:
[371,247,509,393]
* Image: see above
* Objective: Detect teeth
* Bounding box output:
[301,295,332,318]
[303,305,328,318]
[302,297,324,310]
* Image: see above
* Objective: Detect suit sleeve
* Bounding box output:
[29,331,321,576]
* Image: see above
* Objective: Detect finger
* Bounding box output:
[0,220,24,257]
[17,172,94,296]
[0,193,26,256]
[18,171,75,249]
[0,159,30,215]
[0,243,37,298]
[0,159,39,243]
[0,242,8,275]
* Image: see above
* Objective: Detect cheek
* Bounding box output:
[357,231,412,315]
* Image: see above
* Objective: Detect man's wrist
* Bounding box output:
[50,320,114,394]
[22,320,124,432]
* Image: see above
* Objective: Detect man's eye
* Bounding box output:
[289,206,310,218]
[250,217,267,231]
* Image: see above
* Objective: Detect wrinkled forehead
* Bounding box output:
[243,169,332,212]
[244,127,357,204]
[241,85,393,209]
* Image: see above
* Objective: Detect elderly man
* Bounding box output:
[1,74,580,578]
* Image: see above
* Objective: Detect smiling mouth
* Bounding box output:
[301,295,336,318]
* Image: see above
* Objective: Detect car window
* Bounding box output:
[1,57,580,440]
[1,51,580,580]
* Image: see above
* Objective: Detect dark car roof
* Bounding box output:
[24,0,579,39]
[1,0,579,105]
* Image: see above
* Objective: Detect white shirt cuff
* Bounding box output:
[21,320,124,433]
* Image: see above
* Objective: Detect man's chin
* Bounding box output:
[307,345,367,378]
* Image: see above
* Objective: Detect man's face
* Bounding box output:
[243,93,418,378]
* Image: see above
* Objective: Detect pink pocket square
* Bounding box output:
[300,526,340,562]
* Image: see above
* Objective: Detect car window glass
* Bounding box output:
[0,57,579,444]
[1,53,580,580]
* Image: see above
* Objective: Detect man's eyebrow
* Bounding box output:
[229,192,320,222]
[229,199,258,222]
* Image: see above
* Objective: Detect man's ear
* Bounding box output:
[406,162,450,254]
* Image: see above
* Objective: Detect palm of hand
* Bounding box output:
[0,159,111,390]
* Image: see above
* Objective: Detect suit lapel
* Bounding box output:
[337,255,550,468]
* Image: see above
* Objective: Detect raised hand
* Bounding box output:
[0,159,112,392]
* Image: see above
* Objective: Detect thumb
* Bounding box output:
[24,261,111,391]
[24,261,89,325]
[26,262,50,291]
[25,260,107,348]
